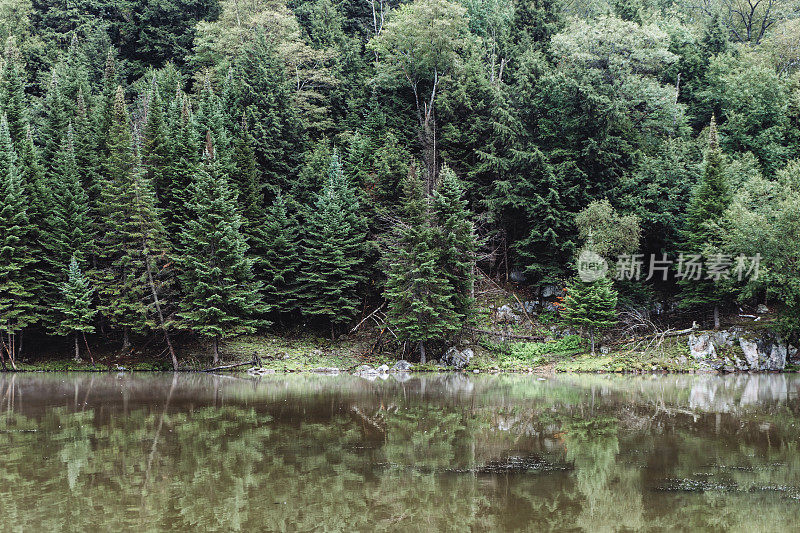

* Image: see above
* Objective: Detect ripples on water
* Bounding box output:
[0,372,799,531]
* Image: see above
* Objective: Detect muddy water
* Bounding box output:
[0,372,798,531]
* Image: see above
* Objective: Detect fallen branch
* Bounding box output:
[350,303,385,333]
[201,357,261,373]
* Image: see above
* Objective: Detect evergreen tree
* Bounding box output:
[54,256,96,361]
[562,274,618,355]
[384,169,457,363]
[73,88,102,212]
[0,116,37,367]
[40,125,95,329]
[432,165,478,324]
[97,86,175,352]
[178,146,267,364]
[40,67,69,166]
[262,192,302,318]
[0,39,28,150]
[298,151,367,337]
[679,116,732,328]
[229,112,268,255]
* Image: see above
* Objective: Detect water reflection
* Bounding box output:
[0,373,799,531]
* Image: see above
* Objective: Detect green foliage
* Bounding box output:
[178,154,267,341]
[562,275,618,354]
[54,255,96,336]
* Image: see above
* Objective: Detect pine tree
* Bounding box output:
[262,192,302,318]
[54,256,96,362]
[178,145,267,364]
[384,169,458,363]
[40,124,95,329]
[561,274,618,355]
[97,86,176,355]
[0,39,28,151]
[433,165,478,325]
[298,152,368,337]
[679,116,731,328]
[0,115,37,367]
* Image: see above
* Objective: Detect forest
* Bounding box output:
[0,0,799,368]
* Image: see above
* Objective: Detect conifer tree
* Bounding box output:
[679,116,732,328]
[41,125,95,329]
[229,112,267,248]
[0,116,37,367]
[178,140,267,364]
[54,256,96,362]
[433,165,478,324]
[40,68,69,166]
[384,169,457,363]
[97,86,176,356]
[561,274,618,355]
[298,151,367,338]
[262,192,301,318]
[73,89,101,210]
[0,39,28,150]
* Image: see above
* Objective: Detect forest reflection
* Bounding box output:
[0,373,799,531]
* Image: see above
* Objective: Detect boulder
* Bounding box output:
[311,367,340,374]
[354,364,378,376]
[496,305,521,324]
[689,329,791,371]
[376,364,391,374]
[247,367,276,376]
[509,270,527,283]
[392,360,413,372]
[442,347,473,370]
[541,284,562,298]
[757,304,769,314]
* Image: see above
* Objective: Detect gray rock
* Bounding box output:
[376,364,391,374]
[599,346,610,355]
[757,304,769,314]
[311,367,340,374]
[509,270,527,283]
[513,300,538,314]
[392,360,413,372]
[542,302,560,313]
[247,367,276,376]
[442,347,473,370]
[496,305,521,324]
[541,284,563,298]
[354,364,378,376]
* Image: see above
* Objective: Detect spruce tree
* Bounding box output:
[40,68,69,167]
[97,86,176,354]
[298,152,367,337]
[0,116,37,367]
[561,274,618,355]
[262,192,302,318]
[384,169,457,363]
[229,112,268,256]
[433,165,478,325]
[679,116,731,328]
[41,125,95,329]
[54,256,96,362]
[178,144,267,364]
[0,39,28,151]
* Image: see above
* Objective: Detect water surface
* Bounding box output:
[0,372,798,531]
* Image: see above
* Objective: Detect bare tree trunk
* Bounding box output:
[418,341,426,364]
[713,305,720,330]
[122,327,131,350]
[144,251,179,370]
[590,328,596,356]
[74,334,81,362]
[212,336,220,365]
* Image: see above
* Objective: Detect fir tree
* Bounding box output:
[0,116,37,367]
[54,256,96,362]
[40,68,69,166]
[433,165,478,325]
[384,169,457,363]
[561,274,618,355]
[298,151,368,337]
[679,116,731,328]
[178,144,267,364]
[0,39,28,150]
[262,192,302,318]
[97,86,176,354]
[41,124,95,329]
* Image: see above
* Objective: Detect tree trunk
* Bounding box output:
[419,341,426,364]
[590,328,596,356]
[122,327,131,350]
[74,334,81,362]
[144,251,179,370]
[331,322,335,341]
[713,305,720,330]
[212,336,220,365]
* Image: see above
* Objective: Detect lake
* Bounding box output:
[0,372,798,531]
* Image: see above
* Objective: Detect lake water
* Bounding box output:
[0,372,798,531]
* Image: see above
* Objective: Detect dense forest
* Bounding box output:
[0,0,799,367]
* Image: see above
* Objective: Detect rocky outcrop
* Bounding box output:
[688,328,798,372]
[442,347,473,370]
